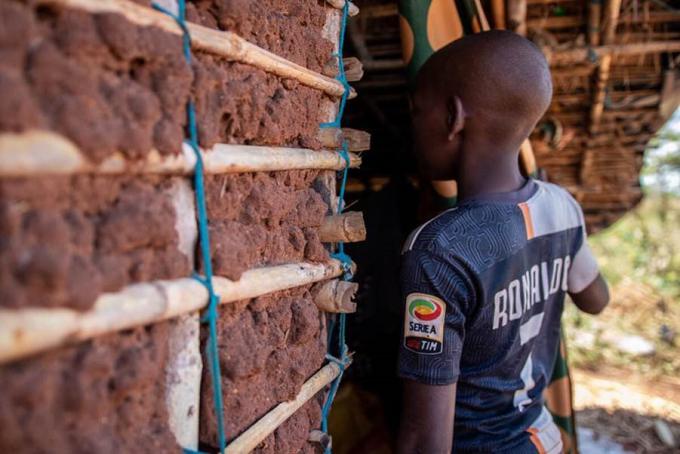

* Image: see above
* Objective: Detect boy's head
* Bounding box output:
[411,30,552,180]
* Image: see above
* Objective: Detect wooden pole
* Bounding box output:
[589,0,621,133]
[587,0,602,46]
[38,0,355,99]
[0,260,348,365]
[506,0,527,36]
[319,212,366,243]
[325,0,359,17]
[0,130,361,176]
[165,178,201,451]
[165,313,202,451]
[490,0,506,29]
[317,127,371,152]
[312,279,358,313]
[225,361,347,454]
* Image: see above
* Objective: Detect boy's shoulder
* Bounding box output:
[402,180,584,270]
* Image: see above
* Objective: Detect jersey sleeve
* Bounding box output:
[567,201,600,293]
[397,249,473,385]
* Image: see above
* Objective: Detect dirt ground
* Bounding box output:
[573,367,680,453]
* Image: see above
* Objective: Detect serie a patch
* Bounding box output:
[403,293,446,354]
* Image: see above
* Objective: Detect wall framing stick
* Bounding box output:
[37,0,356,98]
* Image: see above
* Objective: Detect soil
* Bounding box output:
[205,170,329,280]
[0,322,178,454]
[0,175,190,311]
[0,0,330,162]
[199,285,327,452]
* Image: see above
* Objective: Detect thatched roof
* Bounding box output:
[344,0,679,232]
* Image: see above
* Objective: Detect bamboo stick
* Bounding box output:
[0,130,361,176]
[319,212,366,243]
[38,0,355,99]
[317,127,371,152]
[0,260,348,365]
[225,361,348,454]
[312,279,358,313]
[325,0,359,17]
[547,41,680,65]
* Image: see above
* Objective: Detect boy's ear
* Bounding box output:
[446,95,465,141]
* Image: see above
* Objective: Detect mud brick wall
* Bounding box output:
[0,175,191,311]
[0,0,333,161]
[0,322,176,453]
[200,286,326,452]
[0,0,340,452]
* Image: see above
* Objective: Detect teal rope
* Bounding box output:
[319,2,353,453]
[151,2,227,453]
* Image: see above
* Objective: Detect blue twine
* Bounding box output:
[151,2,227,452]
[318,2,353,453]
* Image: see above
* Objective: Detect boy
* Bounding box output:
[396,31,610,453]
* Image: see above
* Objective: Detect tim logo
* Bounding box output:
[404,293,445,355]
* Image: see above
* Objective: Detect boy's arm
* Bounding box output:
[569,272,609,315]
[566,195,610,315]
[397,380,457,454]
[397,249,471,453]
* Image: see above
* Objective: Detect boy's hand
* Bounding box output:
[569,273,610,315]
[397,379,457,454]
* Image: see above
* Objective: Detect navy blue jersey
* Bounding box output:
[398,179,599,453]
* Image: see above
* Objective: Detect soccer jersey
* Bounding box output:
[398,179,599,453]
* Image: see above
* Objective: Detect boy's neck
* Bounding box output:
[455,144,527,202]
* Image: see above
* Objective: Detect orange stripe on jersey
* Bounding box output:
[519,202,535,240]
[527,428,548,454]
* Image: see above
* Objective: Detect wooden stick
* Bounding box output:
[0,260,348,365]
[0,130,361,176]
[589,54,612,133]
[165,313,202,451]
[225,361,348,453]
[490,0,506,29]
[317,127,371,152]
[312,279,358,313]
[547,41,680,65]
[473,0,491,31]
[601,0,622,45]
[319,212,366,243]
[322,57,364,82]
[308,430,332,450]
[38,0,355,99]
[165,179,201,451]
[587,0,602,46]
[325,0,359,17]
[506,0,527,36]
[520,140,538,176]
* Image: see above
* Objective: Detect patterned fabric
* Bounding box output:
[398,179,598,453]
